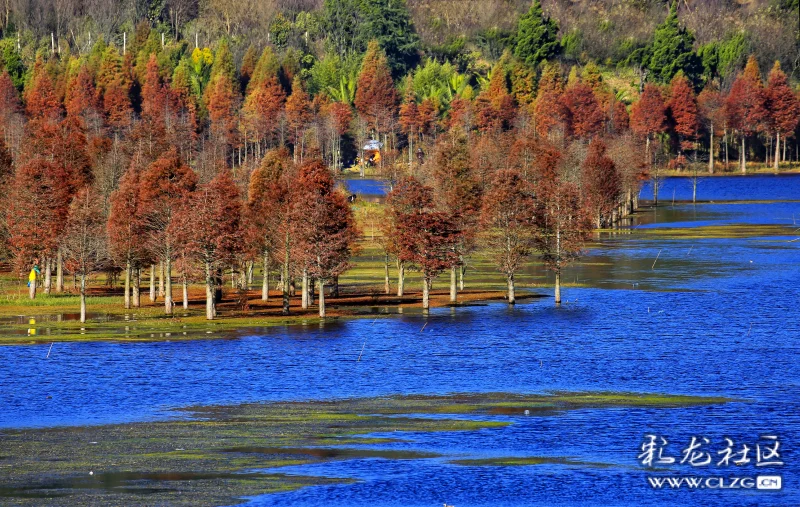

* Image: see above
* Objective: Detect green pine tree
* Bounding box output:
[647,1,702,86]
[513,0,560,69]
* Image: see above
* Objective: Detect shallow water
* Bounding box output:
[640,173,800,202]
[2,174,800,506]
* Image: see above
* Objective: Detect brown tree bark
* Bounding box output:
[708,124,715,174]
[164,256,173,315]
[124,259,131,309]
[149,264,156,302]
[450,265,457,303]
[132,267,141,308]
[80,273,87,323]
[56,249,63,292]
[397,260,405,297]
[384,253,390,294]
[262,254,269,301]
[205,261,215,320]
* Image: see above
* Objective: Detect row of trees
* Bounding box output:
[0,3,797,321]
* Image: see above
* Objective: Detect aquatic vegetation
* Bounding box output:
[0,392,731,505]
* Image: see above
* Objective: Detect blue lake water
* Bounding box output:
[2,174,800,506]
[340,178,390,196]
[640,173,800,202]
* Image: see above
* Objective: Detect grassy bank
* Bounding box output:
[0,392,735,506]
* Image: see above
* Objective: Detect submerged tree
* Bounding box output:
[533,174,592,306]
[387,177,460,310]
[479,170,536,303]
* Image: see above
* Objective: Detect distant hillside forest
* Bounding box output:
[1,0,798,85]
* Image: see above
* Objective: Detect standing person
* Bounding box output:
[28,259,41,300]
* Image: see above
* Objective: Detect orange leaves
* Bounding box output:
[630,84,666,139]
[355,41,398,133]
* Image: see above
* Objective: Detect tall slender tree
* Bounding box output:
[766,61,799,169]
[139,148,198,314]
[62,188,107,323]
[479,170,536,303]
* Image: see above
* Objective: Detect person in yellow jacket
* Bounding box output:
[28,260,40,299]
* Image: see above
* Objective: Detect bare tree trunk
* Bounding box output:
[159,261,165,297]
[44,258,51,295]
[554,271,561,306]
[450,265,457,303]
[205,261,215,320]
[783,137,787,162]
[740,136,746,173]
[301,268,309,309]
[774,132,781,171]
[182,274,188,310]
[507,273,515,304]
[332,275,339,297]
[318,277,326,318]
[132,267,140,308]
[459,265,465,290]
[164,257,173,315]
[80,273,87,323]
[56,249,63,292]
[708,124,714,174]
[247,261,254,285]
[724,131,729,169]
[149,264,156,302]
[124,259,131,309]
[384,253,390,294]
[282,230,290,315]
[422,276,430,310]
[397,260,405,297]
[262,254,269,301]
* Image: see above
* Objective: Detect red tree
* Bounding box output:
[766,61,800,169]
[581,138,621,227]
[399,79,420,167]
[291,159,358,317]
[285,77,313,163]
[354,40,398,136]
[207,74,239,166]
[563,81,605,139]
[241,74,285,153]
[177,170,242,319]
[479,169,536,303]
[533,177,592,306]
[138,148,198,314]
[108,166,150,309]
[698,84,724,173]
[245,148,292,301]
[432,133,481,302]
[386,177,460,310]
[724,57,768,172]
[630,84,667,166]
[6,158,71,296]
[62,187,107,322]
[668,73,699,155]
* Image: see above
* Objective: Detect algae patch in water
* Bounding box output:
[0,392,734,506]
